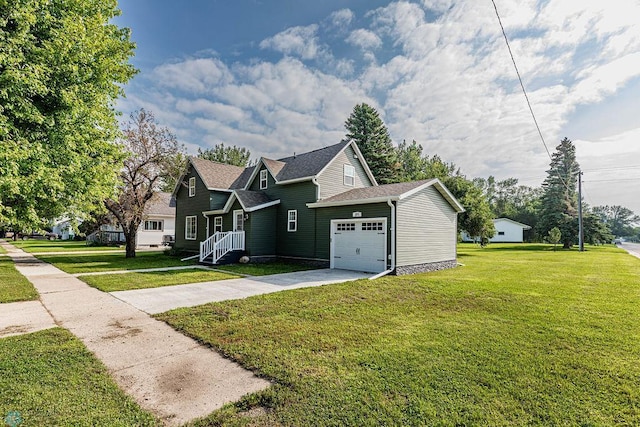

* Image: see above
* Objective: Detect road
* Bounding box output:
[619,242,640,259]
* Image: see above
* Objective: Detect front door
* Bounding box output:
[233,210,244,231]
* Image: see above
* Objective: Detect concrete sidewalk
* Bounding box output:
[620,242,640,259]
[112,269,370,314]
[2,242,270,426]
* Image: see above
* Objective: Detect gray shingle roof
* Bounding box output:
[275,140,350,181]
[144,192,175,216]
[235,190,273,209]
[190,157,246,190]
[317,180,436,203]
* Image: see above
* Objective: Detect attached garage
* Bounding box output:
[331,218,387,273]
[308,179,465,276]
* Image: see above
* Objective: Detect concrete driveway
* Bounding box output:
[111,269,371,314]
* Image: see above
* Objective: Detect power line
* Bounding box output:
[584,178,640,183]
[583,165,640,173]
[490,0,572,194]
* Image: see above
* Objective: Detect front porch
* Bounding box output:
[199,231,245,264]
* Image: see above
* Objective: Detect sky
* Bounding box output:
[114,0,640,215]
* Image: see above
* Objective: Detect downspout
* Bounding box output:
[312,177,319,258]
[369,198,396,280]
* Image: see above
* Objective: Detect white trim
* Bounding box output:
[287,210,297,232]
[260,169,268,189]
[245,199,280,212]
[188,177,196,197]
[343,164,355,187]
[275,176,313,185]
[330,217,387,273]
[143,220,163,231]
[214,216,223,233]
[202,193,280,216]
[185,216,197,240]
[314,141,378,187]
[233,209,244,232]
[308,196,399,208]
[492,218,532,229]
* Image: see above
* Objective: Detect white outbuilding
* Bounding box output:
[490,218,531,243]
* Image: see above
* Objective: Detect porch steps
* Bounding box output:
[199,250,245,266]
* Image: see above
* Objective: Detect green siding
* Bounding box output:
[314,203,392,262]
[247,207,277,256]
[209,192,229,210]
[175,167,211,251]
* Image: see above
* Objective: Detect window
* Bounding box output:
[144,220,163,231]
[214,217,223,233]
[343,164,355,186]
[233,210,244,232]
[185,216,197,240]
[498,231,505,236]
[362,222,383,231]
[288,210,297,232]
[336,223,355,231]
[260,169,268,189]
[188,177,196,197]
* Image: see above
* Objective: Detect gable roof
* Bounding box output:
[307,178,465,213]
[493,218,531,229]
[144,192,175,216]
[190,157,246,190]
[203,190,280,215]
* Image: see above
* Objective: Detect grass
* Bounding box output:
[0,257,38,303]
[35,251,195,274]
[0,244,6,254]
[8,239,124,253]
[81,269,241,292]
[215,261,318,276]
[157,243,640,426]
[0,328,157,425]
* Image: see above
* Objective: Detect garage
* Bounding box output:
[331,218,387,273]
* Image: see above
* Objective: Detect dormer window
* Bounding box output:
[188,177,196,197]
[260,169,268,189]
[344,164,355,186]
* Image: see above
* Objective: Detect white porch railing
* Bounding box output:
[200,231,245,263]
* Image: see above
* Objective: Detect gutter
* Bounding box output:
[369,199,396,280]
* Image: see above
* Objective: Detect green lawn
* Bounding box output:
[157,244,640,426]
[215,261,317,276]
[0,328,157,425]
[81,269,241,292]
[36,251,195,274]
[0,244,7,254]
[8,239,124,253]
[0,257,38,303]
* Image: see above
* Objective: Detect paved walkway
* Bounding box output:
[73,264,233,277]
[620,242,640,259]
[0,242,270,426]
[112,269,371,314]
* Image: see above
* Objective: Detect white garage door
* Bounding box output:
[331,219,387,273]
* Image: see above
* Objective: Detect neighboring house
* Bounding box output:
[173,141,464,275]
[52,218,80,240]
[461,218,531,243]
[91,192,176,247]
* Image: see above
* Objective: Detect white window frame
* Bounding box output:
[233,210,244,232]
[185,216,197,240]
[143,220,163,231]
[214,217,223,233]
[260,169,268,190]
[287,210,297,232]
[188,177,196,197]
[343,164,355,186]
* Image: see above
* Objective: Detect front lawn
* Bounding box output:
[81,269,241,292]
[35,251,194,274]
[158,244,640,426]
[0,328,157,425]
[215,261,317,276]
[0,257,38,303]
[8,239,124,253]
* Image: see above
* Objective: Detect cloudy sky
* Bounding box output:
[114,0,640,214]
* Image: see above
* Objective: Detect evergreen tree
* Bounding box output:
[538,138,580,248]
[197,143,251,167]
[344,103,399,184]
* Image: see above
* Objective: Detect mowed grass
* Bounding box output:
[215,261,318,276]
[0,328,157,425]
[0,257,38,303]
[158,244,640,426]
[35,251,194,274]
[9,239,124,253]
[81,269,241,292]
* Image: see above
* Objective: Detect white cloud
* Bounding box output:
[152,58,233,93]
[328,9,354,28]
[346,29,382,51]
[259,24,327,61]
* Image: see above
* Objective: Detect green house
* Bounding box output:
[173,141,464,275]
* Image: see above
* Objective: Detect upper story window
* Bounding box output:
[188,177,196,197]
[344,164,355,186]
[287,210,297,232]
[144,220,163,231]
[260,169,268,189]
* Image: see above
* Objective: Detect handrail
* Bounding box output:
[200,231,245,263]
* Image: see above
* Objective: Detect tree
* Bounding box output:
[344,103,399,184]
[104,110,183,258]
[396,140,428,182]
[197,143,251,167]
[547,227,561,251]
[538,138,580,248]
[592,205,639,237]
[0,0,136,232]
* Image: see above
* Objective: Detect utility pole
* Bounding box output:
[578,171,584,252]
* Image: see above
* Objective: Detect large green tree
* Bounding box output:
[197,143,251,167]
[538,137,580,248]
[0,0,136,231]
[344,103,399,184]
[592,205,639,238]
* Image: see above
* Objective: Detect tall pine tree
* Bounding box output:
[344,103,399,184]
[538,137,580,248]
